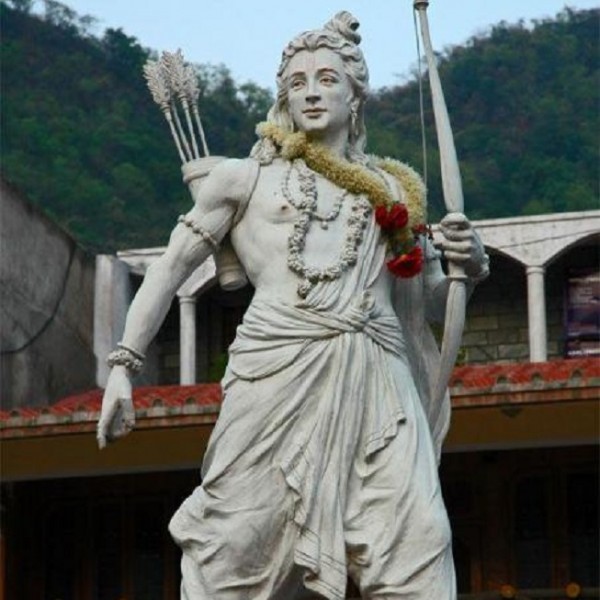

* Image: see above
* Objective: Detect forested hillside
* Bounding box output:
[367,7,599,220]
[1,1,271,251]
[1,1,598,251]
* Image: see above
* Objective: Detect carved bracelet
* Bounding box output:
[107,345,144,374]
[177,215,219,251]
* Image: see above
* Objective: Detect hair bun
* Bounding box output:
[323,11,361,45]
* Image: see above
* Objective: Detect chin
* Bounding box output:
[297,116,328,134]
[303,125,334,142]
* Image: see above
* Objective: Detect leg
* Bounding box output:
[345,386,456,599]
[170,461,308,600]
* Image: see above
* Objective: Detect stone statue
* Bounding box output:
[98,11,489,600]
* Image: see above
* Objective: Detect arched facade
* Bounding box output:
[433,210,600,363]
[94,211,600,385]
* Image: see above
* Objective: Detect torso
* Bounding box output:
[231,158,396,310]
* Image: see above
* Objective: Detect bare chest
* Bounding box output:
[232,161,372,285]
[248,162,354,229]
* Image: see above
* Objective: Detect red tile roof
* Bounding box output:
[1,359,598,438]
[450,357,599,391]
[449,357,600,408]
[0,384,222,438]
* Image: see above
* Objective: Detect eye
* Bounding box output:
[290,78,305,91]
[320,75,337,86]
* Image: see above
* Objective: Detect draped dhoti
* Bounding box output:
[169,292,455,599]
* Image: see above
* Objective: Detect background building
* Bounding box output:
[1,186,599,598]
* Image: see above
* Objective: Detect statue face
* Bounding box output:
[284,47,354,141]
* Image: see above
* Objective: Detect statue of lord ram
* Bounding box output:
[98,7,489,600]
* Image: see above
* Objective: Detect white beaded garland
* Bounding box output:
[283,160,372,298]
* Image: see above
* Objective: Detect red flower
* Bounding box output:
[386,245,424,278]
[375,203,409,230]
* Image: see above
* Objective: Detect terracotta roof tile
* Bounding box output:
[450,357,600,391]
[1,384,222,434]
[2,359,598,435]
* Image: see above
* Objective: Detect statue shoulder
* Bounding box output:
[183,157,260,210]
[369,155,428,225]
[185,157,259,194]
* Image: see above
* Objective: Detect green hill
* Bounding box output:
[1,1,598,251]
[1,1,271,252]
[366,7,599,220]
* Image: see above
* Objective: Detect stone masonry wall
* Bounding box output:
[462,256,531,364]
[461,244,597,365]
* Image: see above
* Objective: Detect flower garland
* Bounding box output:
[256,122,428,278]
[372,156,428,277]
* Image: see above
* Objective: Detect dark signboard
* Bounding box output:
[565,269,600,357]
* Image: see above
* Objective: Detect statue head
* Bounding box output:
[251,11,370,163]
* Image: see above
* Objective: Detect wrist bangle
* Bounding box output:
[117,342,145,361]
[107,348,144,374]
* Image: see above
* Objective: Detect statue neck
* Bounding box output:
[306,128,349,160]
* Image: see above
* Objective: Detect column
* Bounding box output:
[526,265,547,362]
[94,255,131,387]
[179,296,197,384]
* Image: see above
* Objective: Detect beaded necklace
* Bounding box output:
[283,159,372,298]
[282,160,347,229]
[256,122,428,283]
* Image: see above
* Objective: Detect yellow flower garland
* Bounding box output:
[256,122,427,253]
[374,157,427,229]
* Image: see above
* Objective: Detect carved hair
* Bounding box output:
[251,11,370,164]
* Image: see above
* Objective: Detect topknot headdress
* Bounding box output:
[323,10,361,45]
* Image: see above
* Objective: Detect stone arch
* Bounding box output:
[544,230,600,268]
[463,211,600,270]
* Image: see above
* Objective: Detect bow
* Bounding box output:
[413,1,468,408]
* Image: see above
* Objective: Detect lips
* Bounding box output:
[303,108,326,115]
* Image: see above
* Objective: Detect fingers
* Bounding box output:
[441,212,469,229]
[440,213,488,277]
[440,227,473,242]
[444,250,472,263]
[440,213,473,242]
[97,433,107,450]
[442,240,472,254]
[97,396,135,449]
[122,398,135,430]
[110,402,134,441]
[441,213,476,256]
[97,396,121,449]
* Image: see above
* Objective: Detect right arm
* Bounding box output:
[97,159,249,447]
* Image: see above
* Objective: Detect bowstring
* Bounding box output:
[413,7,428,192]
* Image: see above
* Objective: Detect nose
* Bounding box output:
[305,79,321,103]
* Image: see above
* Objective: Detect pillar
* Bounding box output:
[526,265,547,362]
[94,255,131,387]
[179,296,197,384]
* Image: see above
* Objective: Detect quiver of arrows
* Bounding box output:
[143,50,210,164]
